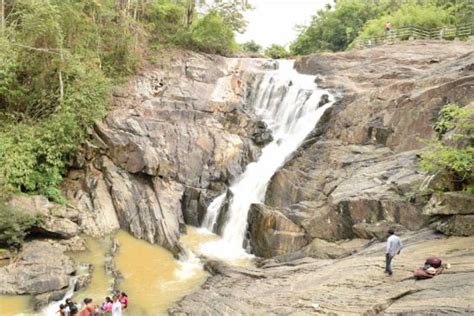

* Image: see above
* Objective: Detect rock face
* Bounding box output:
[424,192,474,216]
[170,42,474,314]
[0,241,76,296]
[8,195,81,239]
[170,230,474,315]
[424,192,474,236]
[247,203,307,258]
[62,52,266,253]
[251,41,474,253]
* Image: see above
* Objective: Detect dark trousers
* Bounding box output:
[385,253,393,274]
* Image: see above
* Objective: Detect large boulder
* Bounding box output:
[303,238,351,259]
[436,215,474,236]
[423,192,474,216]
[247,204,308,258]
[35,217,80,239]
[352,222,407,240]
[7,195,81,240]
[0,241,76,296]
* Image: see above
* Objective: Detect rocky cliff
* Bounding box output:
[170,41,474,314]
[254,41,474,256]
[62,52,268,254]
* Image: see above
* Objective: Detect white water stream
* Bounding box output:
[200,60,333,260]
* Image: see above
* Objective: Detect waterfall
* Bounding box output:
[201,193,226,232]
[42,276,78,316]
[200,60,333,260]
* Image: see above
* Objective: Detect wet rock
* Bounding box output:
[423,191,474,216]
[251,121,273,146]
[0,241,75,296]
[262,60,278,70]
[247,203,308,258]
[181,187,214,227]
[318,93,330,108]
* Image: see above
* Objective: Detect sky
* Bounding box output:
[236,0,332,48]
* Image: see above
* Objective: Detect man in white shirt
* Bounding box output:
[385,228,403,276]
[112,295,122,316]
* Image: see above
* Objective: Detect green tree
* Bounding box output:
[211,0,249,33]
[290,0,386,55]
[241,40,261,53]
[420,104,474,185]
[356,3,452,40]
[186,10,237,55]
[264,44,289,59]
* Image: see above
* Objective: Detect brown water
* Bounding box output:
[0,295,34,316]
[67,236,113,306]
[0,227,225,316]
[114,229,208,315]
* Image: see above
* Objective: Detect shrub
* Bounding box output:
[0,203,44,248]
[265,44,289,59]
[356,4,452,39]
[241,40,262,53]
[144,0,186,43]
[185,11,237,55]
[420,104,474,183]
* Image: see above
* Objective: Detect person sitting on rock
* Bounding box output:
[385,228,403,276]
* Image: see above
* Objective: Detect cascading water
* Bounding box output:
[42,277,78,316]
[200,60,333,260]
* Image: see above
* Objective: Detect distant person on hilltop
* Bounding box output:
[385,21,391,33]
[385,228,403,276]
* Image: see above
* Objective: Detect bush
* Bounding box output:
[241,40,262,53]
[144,0,186,43]
[0,203,44,248]
[420,104,474,183]
[290,0,386,55]
[356,4,452,39]
[185,11,237,55]
[265,44,289,59]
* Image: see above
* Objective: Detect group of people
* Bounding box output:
[58,291,128,316]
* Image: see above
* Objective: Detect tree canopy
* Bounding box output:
[290,0,474,55]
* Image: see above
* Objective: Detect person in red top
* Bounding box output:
[119,292,128,309]
[79,298,97,316]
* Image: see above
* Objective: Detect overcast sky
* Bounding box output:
[236,0,332,48]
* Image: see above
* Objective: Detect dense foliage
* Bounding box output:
[241,40,262,53]
[264,44,289,59]
[0,203,44,248]
[0,0,246,202]
[178,10,237,55]
[420,104,474,185]
[290,0,474,55]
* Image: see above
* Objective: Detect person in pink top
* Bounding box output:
[119,292,128,309]
[101,297,113,313]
